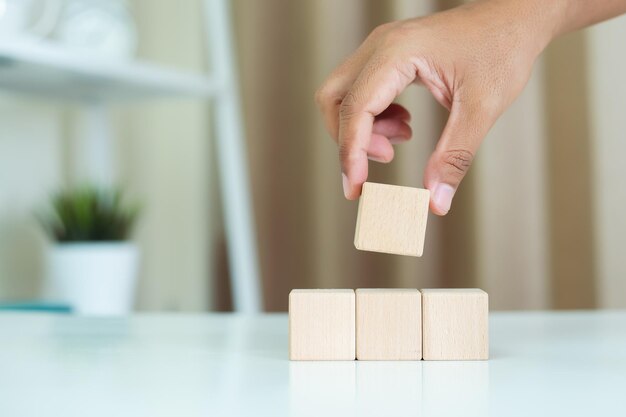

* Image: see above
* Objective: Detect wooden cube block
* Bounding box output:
[356,288,422,360]
[354,182,430,257]
[421,289,489,360]
[289,289,356,360]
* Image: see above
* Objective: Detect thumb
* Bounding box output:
[424,101,494,215]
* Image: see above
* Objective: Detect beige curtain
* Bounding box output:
[230,0,625,311]
[231,0,438,311]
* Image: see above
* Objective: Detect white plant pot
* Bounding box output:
[45,242,139,315]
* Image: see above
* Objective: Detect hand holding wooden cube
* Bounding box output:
[290,184,486,361]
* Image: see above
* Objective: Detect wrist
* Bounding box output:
[505,0,566,57]
[462,0,565,60]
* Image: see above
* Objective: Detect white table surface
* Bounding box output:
[1,311,625,417]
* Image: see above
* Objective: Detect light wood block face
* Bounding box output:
[421,289,489,360]
[356,289,422,360]
[354,182,430,257]
[289,289,356,360]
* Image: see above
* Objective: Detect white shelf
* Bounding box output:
[0,40,216,102]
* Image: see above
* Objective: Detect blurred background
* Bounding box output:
[0,0,625,314]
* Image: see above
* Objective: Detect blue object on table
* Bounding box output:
[0,301,72,313]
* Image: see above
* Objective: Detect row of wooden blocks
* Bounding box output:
[289,288,488,361]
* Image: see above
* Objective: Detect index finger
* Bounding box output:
[338,54,416,199]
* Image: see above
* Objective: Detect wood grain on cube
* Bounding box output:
[421,289,489,360]
[289,289,356,361]
[354,182,430,257]
[356,288,422,360]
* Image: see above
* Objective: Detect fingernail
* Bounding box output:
[432,183,455,214]
[342,173,350,198]
[368,155,388,163]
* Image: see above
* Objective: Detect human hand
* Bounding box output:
[315,0,560,214]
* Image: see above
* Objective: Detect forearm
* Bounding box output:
[558,0,626,35]
[467,0,626,59]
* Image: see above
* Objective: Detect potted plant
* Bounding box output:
[38,186,140,315]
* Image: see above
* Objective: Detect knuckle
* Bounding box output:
[441,149,474,176]
[338,141,352,164]
[383,27,406,44]
[379,22,413,49]
[339,91,359,120]
[315,81,344,112]
[370,22,394,37]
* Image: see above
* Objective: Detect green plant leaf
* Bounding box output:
[38,185,140,242]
